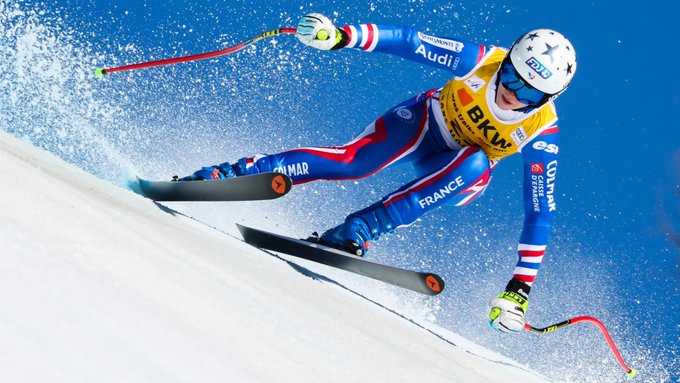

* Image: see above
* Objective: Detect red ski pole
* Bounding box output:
[94,27,297,77]
[525,315,638,379]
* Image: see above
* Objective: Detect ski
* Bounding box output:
[132,173,292,201]
[236,224,445,296]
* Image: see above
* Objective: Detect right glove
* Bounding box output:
[488,279,531,333]
[295,13,346,51]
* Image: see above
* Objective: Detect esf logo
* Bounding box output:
[526,57,553,79]
[532,140,559,154]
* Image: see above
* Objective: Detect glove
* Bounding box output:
[295,13,347,51]
[488,280,531,333]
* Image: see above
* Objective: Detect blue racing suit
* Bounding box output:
[220,24,560,288]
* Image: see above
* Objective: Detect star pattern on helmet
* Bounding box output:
[527,45,533,52]
[566,62,574,74]
[526,32,539,41]
[542,43,559,63]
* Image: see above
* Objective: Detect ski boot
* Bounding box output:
[174,161,239,182]
[174,156,271,182]
[307,220,370,257]
[308,202,396,257]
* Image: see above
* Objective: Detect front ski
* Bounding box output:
[236,224,445,296]
[133,173,292,201]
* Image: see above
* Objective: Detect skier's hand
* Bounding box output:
[295,13,347,50]
[488,283,530,333]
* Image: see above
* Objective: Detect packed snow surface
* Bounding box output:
[0,131,547,382]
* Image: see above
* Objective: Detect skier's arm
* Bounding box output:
[488,126,559,333]
[295,13,485,76]
[338,23,485,76]
[512,126,560,288]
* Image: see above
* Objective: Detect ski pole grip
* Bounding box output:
[94,67,107,78]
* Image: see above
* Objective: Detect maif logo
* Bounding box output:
[526,57,553,79]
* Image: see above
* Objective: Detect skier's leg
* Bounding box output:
[181,91,444,183]
[320,146,491,255]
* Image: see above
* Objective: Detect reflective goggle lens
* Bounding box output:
[499,60,550,106]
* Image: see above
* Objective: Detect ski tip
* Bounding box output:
[127,176,144,195]
[424,273,445,295]
[625,368,638,379]
[235,223,248,235]
[236,224,259,243]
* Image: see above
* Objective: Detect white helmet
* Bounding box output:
[508,29,577,96]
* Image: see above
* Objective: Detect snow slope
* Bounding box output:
[0,130,547,383]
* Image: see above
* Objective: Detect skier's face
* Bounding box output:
[495,82,528,110]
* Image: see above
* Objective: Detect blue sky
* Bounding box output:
[4,0,679,380]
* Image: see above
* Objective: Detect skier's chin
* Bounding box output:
[495,86,526,110]
[495,94,513,110]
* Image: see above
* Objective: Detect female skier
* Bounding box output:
[179,13,577,334]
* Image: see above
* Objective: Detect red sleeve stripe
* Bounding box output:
[513,274,536,284]
[541,126,560,135]
[363,24,374,50]
[362,24,378,51]
[519,250,544,257]
[342,25,352,45]
[343,25,358,48]
[476,44,487,63]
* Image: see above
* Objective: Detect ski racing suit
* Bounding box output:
[216,24,560,290]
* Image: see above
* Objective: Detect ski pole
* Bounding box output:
[525,315,637,379]
[94,27,297,78]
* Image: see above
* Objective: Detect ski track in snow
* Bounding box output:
[0,2,675,381]
[0,130,549,382]
[163,209,539,376]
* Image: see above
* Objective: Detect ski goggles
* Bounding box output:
[498,59,551,106]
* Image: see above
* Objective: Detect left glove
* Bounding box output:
[488,280,531,333]
[295,13,347,51]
